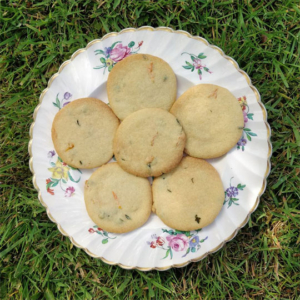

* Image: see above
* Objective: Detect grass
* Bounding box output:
[1,0,300,299]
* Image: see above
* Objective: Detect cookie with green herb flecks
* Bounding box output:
[170,84,244,159]
[152,156,224,231]
[107,54,177,120]
[113,108,186,177]
[84,162,152,233]
[51,98,119,169]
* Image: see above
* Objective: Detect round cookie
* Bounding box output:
[113,108,186,177]
[84,163,152,234]
[170,84,244,159]
[107,53,177,120]
[152,157,224,231]
[51,98,119,169]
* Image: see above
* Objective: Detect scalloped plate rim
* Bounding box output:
[28,26,272,271]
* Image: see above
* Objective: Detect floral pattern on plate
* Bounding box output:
[237,96,257,150]
[147,229,208,259]
[88,226,117,244]
[224,178,246,208]
[30,28,270,270]
[94,40,143,73]
[181,52,212,80]
[46,150,81,196]
[52,92,72,110]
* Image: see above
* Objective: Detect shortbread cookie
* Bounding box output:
[170,84,244,159]
[113,108,186,177]
[52,98,119,169]
[152,157,224,231]
[107,54,177,120]
[84,163,152,233]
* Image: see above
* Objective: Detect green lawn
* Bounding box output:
[1,0,300,299]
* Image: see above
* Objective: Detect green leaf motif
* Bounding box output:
[183,65,193,70]
[191,247,196,253]
[191,56,196,61]
[102,238,108,244]
[248,132,257,137]
[102,231,108,237]
[68,171,80,183]
[111,41,121,49]
[237,184,246,190]
[186,61,193,66]
[162,229,176,235]
[198,53,207,59]
[204,67,209,72]
[51,180,59,188]
[100,57,106,64]
[162,248,170,259]
[52,102,60,108]
[69,166,82,174]
[55,94,60,109]
[96,231,103,236]
[169,248,173,259]
[198,69,202,75]
[58,157,62,162]
[247,113,254,120]
[46,182,52,190]
[128,41,135,48]
[246,133,252,141]
[231,198,239,201]
[94,49,105,55]
[62,178,67,184]
[108,65,113,72]
[50,162,56,166]
[191,67,195,72]
[243,128,251,132]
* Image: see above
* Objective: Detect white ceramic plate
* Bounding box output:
[29,26,272,271]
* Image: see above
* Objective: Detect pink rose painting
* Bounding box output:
[94,40,143,73]
[147,230,208,259]
[110,44,131,62]
[166,234,189,252]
